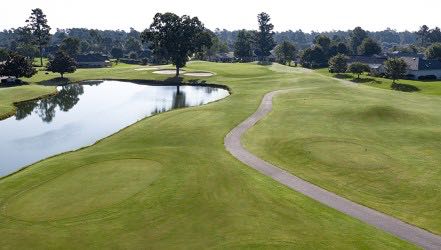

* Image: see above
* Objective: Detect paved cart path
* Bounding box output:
[224,89,441,250]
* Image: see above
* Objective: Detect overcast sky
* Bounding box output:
[1,0,440,32]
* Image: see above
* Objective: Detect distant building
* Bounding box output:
[75,53,111,68]
[348,56,387,75]
[401,57,441,80]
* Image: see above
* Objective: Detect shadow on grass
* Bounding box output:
[391,83,420,92]
[334,73,353,79]
[0,81,29,88]
[351,78,382,84]
[39,77,71,86]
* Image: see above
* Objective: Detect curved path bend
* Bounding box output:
[224,89,441,250]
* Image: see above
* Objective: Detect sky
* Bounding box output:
[1,0,440,33]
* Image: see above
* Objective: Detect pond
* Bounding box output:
[0,80,229,177]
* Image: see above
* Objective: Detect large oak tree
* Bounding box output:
[141,12,212,77]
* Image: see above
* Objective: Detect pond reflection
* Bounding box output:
[16,84,85,122]
[0,80,229,176]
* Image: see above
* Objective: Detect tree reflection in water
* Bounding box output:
[15,83,90,123]
[172,86,187,109]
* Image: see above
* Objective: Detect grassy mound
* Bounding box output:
[244,80,441,234]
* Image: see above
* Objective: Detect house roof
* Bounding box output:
[75,53,109,63]
[348,56,387,65]
[402,57,441,71]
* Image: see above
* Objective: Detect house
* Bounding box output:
[401,57,441,80]
[348,56,387,75]
[75,53,111,68]
[207,52,235,63]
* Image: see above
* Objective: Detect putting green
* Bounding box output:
[2,159,161,221]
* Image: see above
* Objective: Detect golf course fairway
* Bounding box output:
[1,61,437,249]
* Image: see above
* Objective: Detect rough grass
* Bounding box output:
[243,74,441,234]
[0,62,418,249]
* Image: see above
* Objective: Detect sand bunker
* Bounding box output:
[153,70,186,75]
[184,72,214,77]
[134,67,159,71]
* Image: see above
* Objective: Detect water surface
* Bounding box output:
[0,80,229,176]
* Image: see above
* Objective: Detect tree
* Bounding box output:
[274,41,297,65]
[141,12,212,77]
[125,37,142,53]
[111,47,124,60]
[255,12,275,60]
[428,27,441,43]
[16,43,39,59]
[60,37,80,57]
[0,52,37,78]
[328,54,348,74]
[314,35,331,53]
[234,30,254,60]
[80,40,91,53]
[384,58,407,83]
[357,38,382,56]
[350,27,368,54]
[25,8,51,67]
[196,31,229,60]
[129,52,138,59]
[0,48,8,61]
[416,25,430,46]
[425,43,441,59]
[348,62,370,79]
[46,51,77,78]
[300,46,327,68]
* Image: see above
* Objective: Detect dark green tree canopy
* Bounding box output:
[314,35,331,52]
[25,8,51,66]
[425,43,441,59]
[328,54,348,74]
[111,47,124,59]
[0,48,9,61]
[60,37,80,57]
[125,37,142,53]
[348,62,370,79]
[274,41,297,65]
[141,12,212,76]
[46,51,77,78]
[300,46,327,68]
[385,58,408,83]
[416,25,430,46]
[0,52,37,78]
[234,30,254,60]
[358,38,382,56]
[255,12,275,59]
[350,27,368,54]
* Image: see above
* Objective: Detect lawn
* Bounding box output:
[244,69,441,235]
[0,62,419,249]
[315,68,441,96]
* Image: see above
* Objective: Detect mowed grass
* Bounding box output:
[0,84,55,120]
[315,68,441,96]
[0,62,417,249]
[243,73,441,234]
